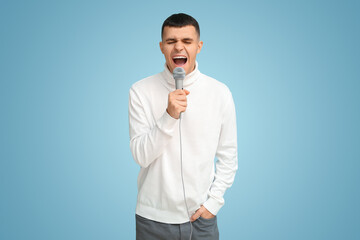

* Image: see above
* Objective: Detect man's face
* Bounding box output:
[160,25,203,75]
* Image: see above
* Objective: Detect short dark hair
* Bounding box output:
[161,13,200,39]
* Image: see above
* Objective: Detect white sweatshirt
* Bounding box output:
[128,62,238,224]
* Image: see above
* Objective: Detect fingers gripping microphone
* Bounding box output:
[173,67,185,90]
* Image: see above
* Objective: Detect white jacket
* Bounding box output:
[129,62,238,224]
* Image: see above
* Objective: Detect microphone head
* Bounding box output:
[173,67,185,90]
[173,67,185,81]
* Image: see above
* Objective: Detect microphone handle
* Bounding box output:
[179,87,183,119]
[175,80,184,119]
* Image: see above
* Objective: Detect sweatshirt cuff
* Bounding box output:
[156,110,178,136]
[203,196,224,216]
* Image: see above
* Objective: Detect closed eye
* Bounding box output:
[183,38,193,44]
[165,38,177,44]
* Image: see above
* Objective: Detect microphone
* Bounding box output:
[173,67,186,119]
[173,67,185,90]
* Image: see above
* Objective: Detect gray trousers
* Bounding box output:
[136,214,219,240]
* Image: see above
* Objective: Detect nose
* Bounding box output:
[174,41,184,51]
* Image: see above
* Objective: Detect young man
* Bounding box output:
[129,13,238,240]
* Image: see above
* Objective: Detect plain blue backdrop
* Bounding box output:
[1,0,359,239]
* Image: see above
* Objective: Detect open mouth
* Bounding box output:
[172,56,187,66]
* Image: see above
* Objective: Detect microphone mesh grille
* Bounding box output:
[173,67,185,80]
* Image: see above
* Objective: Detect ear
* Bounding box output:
[197,40,203,54]
[159,41,164,54]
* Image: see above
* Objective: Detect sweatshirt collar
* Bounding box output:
[161,61,201,88]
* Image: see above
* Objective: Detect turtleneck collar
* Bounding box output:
[161,61,201,89]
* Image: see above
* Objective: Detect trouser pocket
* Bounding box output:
[192,216,219,240]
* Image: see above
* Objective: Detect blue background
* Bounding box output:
[1,0,359,239]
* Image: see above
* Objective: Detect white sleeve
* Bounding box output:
[128,86,178,168]
[203,91,238,215]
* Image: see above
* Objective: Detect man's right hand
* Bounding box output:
[166,89,190,119]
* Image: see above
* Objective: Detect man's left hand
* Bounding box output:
[190,205,215,222]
